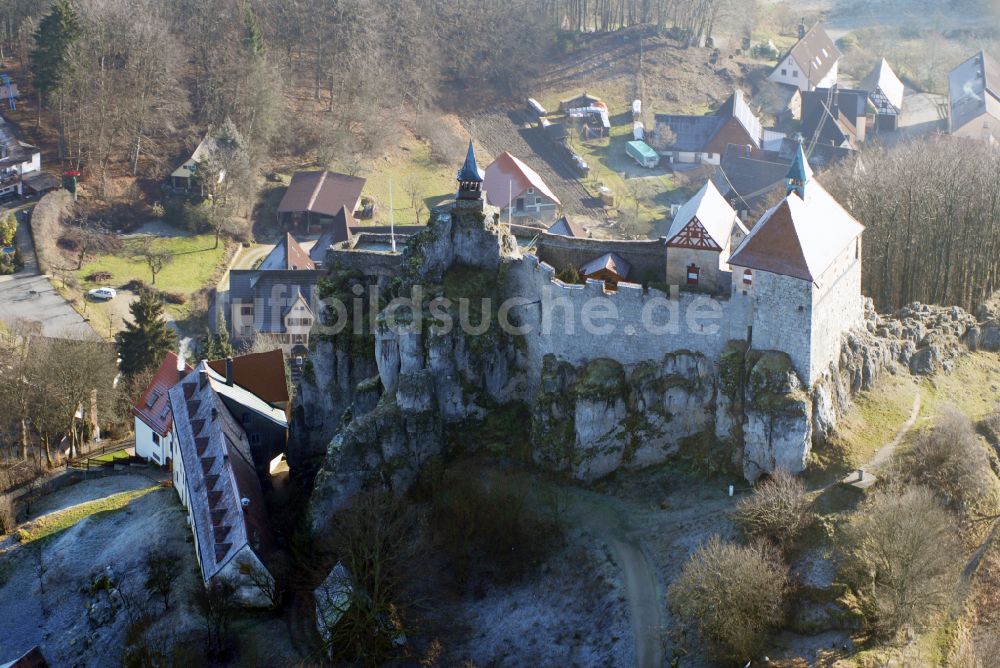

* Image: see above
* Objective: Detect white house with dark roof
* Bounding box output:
[861,58,905,132]
[484,152,562,223]
[167,360,289,605]
[132,352,191,465]
[768,23,841,92]
[948,51,1000,141]
[729,144,865,386]
[665,180,748,293]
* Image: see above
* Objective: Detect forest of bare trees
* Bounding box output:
[0,0,747,202]
[824,138,1000,314]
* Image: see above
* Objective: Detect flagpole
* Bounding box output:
[389,177,396,253]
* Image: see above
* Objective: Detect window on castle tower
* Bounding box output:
[743,269,753,286]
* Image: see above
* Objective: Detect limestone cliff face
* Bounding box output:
[531,353,716,480]
[308,201,529,527]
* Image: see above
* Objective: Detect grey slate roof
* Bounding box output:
[229,269,321,334]
[167,362,281,583]
[654,90,762,152]
[949,51,1000,134]
[714,148,790,210]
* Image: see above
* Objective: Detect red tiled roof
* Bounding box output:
[131,352,190,436]
[484,152,562,208]
[208,349,289,405]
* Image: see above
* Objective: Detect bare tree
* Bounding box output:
[144,546,183,612]
[839,485,962,639]
[136,238,172,286]
[732,470,813,551]
[194,577,238,658]
[668,535,789,663]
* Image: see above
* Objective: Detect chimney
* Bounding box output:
[177,352,186,383]
[798,19,806,39]
[225,357,234,386]
[198,368,208,389]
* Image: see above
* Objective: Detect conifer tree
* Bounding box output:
[29,0,80,105]
[116,289,176,376]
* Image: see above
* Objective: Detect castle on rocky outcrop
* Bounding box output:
[304,141,873,517]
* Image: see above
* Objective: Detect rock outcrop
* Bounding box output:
[531,353,716,480]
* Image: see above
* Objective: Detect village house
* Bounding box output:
[277,170,366,232]
[713,144,791,221]
[167,360,289,605]
[948,51,1000,141]
[861,58,905,132]
[168,135,224,194]
[652,90,774,165]
[484,151,562,223]
[665,180,748,293]
[547,215,590,238]
[133,350,289,467]
[132,352,191,466]
[767,23,842,92]
[0,116,53,200]
[800,86,868,148]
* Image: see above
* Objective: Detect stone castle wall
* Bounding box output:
[535,234,670,282]
[810,246,864,384]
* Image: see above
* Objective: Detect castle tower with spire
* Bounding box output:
[786,141,813,199]
[457,140,484,202]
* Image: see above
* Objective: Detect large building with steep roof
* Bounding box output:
[768,23,842,92]
[652,90,768,165]
[132,351,191,465]
[729,144,865,385]
[665,180,747,293]
[948,51,1000,141]
[168,360,289,605]
[484,151,562,223]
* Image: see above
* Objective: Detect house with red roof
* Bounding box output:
[484,152,562,224]
[132,352,191,465]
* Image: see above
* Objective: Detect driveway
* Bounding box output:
[0,207,98,339]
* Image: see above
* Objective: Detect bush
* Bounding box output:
[839,486,961,639]
[668,536,789,663]
[160,291,187,305]
[898,407,1000,520]
[555,265,584,284]
[429,469,563,584]
[163,198,212,233]
[323,491,420,666]
[732,470,813,550]
[86,271,113,282]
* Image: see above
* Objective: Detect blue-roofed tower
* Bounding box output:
[786,141,813,199]
[457,140,484,201]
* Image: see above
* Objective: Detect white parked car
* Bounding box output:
[88,287,117,301]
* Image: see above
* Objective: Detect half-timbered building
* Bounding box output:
[861,58,905,132]
[665,180,747,293]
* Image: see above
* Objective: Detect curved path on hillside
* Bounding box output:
[865,390,922,472]
[526,479,664,668]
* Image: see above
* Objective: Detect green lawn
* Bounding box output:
[90,448,130,464]
[353,136,456,227]
[15,486,159,544]
[76,233,227,295]
[567,110,683,236]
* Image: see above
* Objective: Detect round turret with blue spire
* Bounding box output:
[786,141,813,199]
[457,140,484,201]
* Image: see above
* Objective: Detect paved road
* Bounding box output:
[0,207,98,339]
